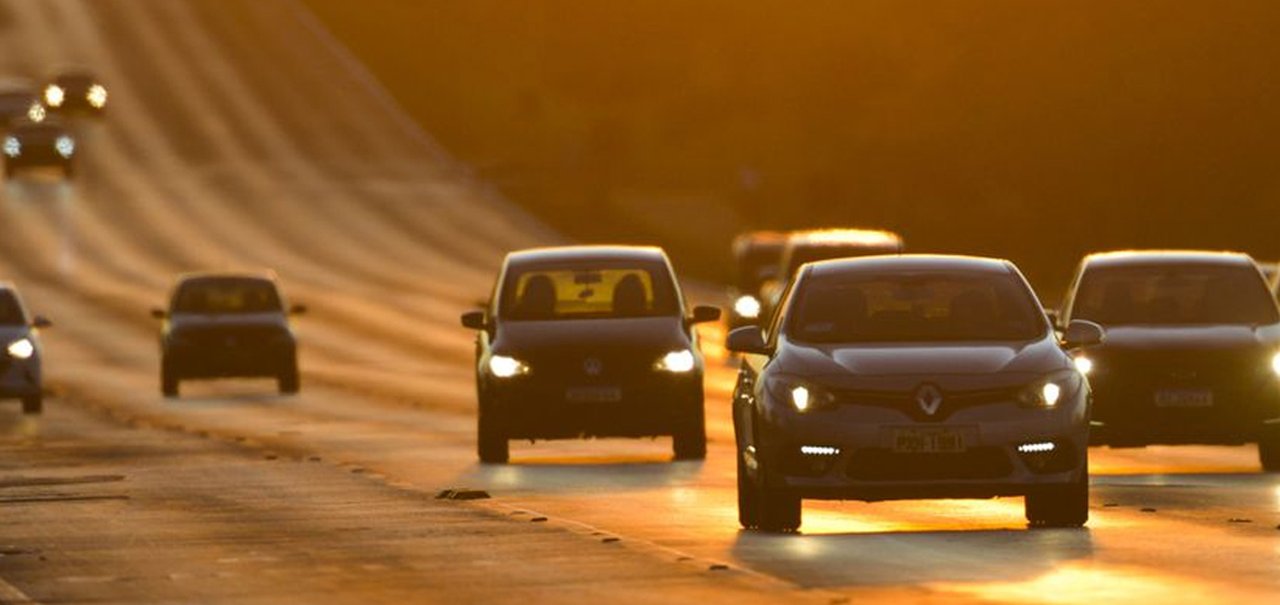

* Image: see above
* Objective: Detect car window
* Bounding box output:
[0,291,26,325]
[784,244,898,279]
[173,279,282,314]
[1072,263,1279,326]
[500,262,679,320]
[735,244,783,292]
[786,271,1045,343]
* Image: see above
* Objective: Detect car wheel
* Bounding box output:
[21,395,42,415]
[1026,466,1089,528]
[1259,432,1280,472]
[161,363,180,399]
[736,450,760,529]
[756,484,802,533]
[476,393,508,464]
[672,396,707,460]
[277,365,300,395]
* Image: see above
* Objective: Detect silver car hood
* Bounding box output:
[0,325,32,343]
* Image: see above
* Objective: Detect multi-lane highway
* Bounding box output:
[1,2,1278,603]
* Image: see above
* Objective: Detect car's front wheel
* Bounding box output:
[736,450,760,529]
[1258,432,1280,472]
[21,395,42,415]
[1025,466,1089,528]
[672,396,707,460]
[277,363,300,395]
[477,392,508,464]
[161,359,180,398]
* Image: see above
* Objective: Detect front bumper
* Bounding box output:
[0,357,41,399]
[755,399,1088,502]
[485,374,703,440]
[164,342,295,379]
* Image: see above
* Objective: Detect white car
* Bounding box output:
[1,283,51,414]
[727,255,1103,531]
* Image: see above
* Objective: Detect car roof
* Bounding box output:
[787,228,904,249]
[1082,250,1254,268]
[505,245,669,267]
[804,254,1015,276]
[175,270,279,283]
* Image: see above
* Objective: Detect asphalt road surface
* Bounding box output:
[1,2,1278,603]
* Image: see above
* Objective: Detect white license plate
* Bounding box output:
[1155,389,1213,408]
[566,386,622,403]
[893,428,965,453]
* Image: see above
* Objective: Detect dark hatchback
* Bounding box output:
[153,273,305,398]
[462,246,720,463]
[1059,251,1280,469]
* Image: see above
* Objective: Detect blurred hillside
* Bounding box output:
[304,0,1280,299]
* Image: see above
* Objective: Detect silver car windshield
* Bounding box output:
[786,271,1046,343]
[1072,263,1279,326]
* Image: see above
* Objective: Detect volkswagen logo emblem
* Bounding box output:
[915,384,943,416]
[583,357,603,376]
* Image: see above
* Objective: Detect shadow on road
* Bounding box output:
[460,457,707,493]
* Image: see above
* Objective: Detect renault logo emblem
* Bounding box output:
[916,384,943,416]
[583,357,603,376]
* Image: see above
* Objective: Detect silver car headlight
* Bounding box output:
[1019,369,1082,409]
[44,84,65,107]
[55,135,75,158]
[3,136,20,158]
[488,355,530,379]
[766,375,836,413]
[654,349,696,373]
[733,295,762,319]
[6,338,35,360]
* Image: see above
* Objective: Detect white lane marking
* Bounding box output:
[0,576,38,604]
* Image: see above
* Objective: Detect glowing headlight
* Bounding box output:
[1041,383,1061,407]
[7,338,34,360]
[733,295,762,319]
[1019,370,1079,409]
[27,102,45,123]
[1074,356,1093,376]
[55,135,75,158]
[44,85,65,107]
[3,136,19,158]
[488,355,529,378]
[1271,352,1280,377]
[790,386,811,412]
[87,84,108,108]
[656,349,696,373]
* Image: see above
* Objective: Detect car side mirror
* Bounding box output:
[31,316,52,329]
[460,310,488,330]
[1062,319,1104,349]
[725,326,770,355]
[289,304,308,315]
[690,305,721,324]
[150,308,167,319]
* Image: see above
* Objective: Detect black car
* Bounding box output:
[43,70,108,116]
[461,246,721,463]
[1059,251,1280,470]
[3,118,76,179]
[727,230,787,328]
[152,272,305,398]
[759,229,905,321]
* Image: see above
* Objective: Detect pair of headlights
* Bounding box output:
[488,349,697,379]
[44,84,108,109]
[6,338,35,360]
[2,135,76,158]
[768,371,1081,413]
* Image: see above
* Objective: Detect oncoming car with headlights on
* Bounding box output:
[728,230,787,328]
[758,229,905,321]
[0,79,44,129]
[1,283,52,415]
[1059,251,1280,470]
[727,255,1103,532]
[461,246,721,463]
[43,70,108,116]
[3,118,76,179]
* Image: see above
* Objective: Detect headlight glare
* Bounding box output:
[1073,356,1093,376]
[488,355,529,378]
[3,136,19,158]
[655,349,696,373]
[791,386,811,411]
[7,338,35,360]
[733,295,762,319]
[766,376,835,412]
[1019,370,1079,409]
[1270,352,1280,377]
[27,102,45,123]
[87,84,108,108]
[55,135,75,158]
[44,85,64,107]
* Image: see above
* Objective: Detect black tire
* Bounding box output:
[161,361,179,398]
[21,395,42,415]
[672,397,707,460]
[757,485,802,533]
[477,392,508,464]
[1026,466,1090,528]
[1259,432,1280,472]
[737,451,761,529]
[277,365,300,395]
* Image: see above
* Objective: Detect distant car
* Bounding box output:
[0,80,43,129]
[758,229,905,321]
[43,70,108,116]
[727,231,788,328]
[1059,251,1280,470]
[3,118,76,179]
[152,272,305,398]
[727,255,1102,531]
[1,283,51,415]
[461,246,721,463]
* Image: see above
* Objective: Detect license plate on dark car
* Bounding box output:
[892,428,965,453]
[1154,389,1213,408]
[566,386,622,403]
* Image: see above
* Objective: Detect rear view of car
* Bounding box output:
[3,119,76,179]
[1,284,51,415]
[1060,251,1280,470]
[461,246,721,463]
[153,273,305,398]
